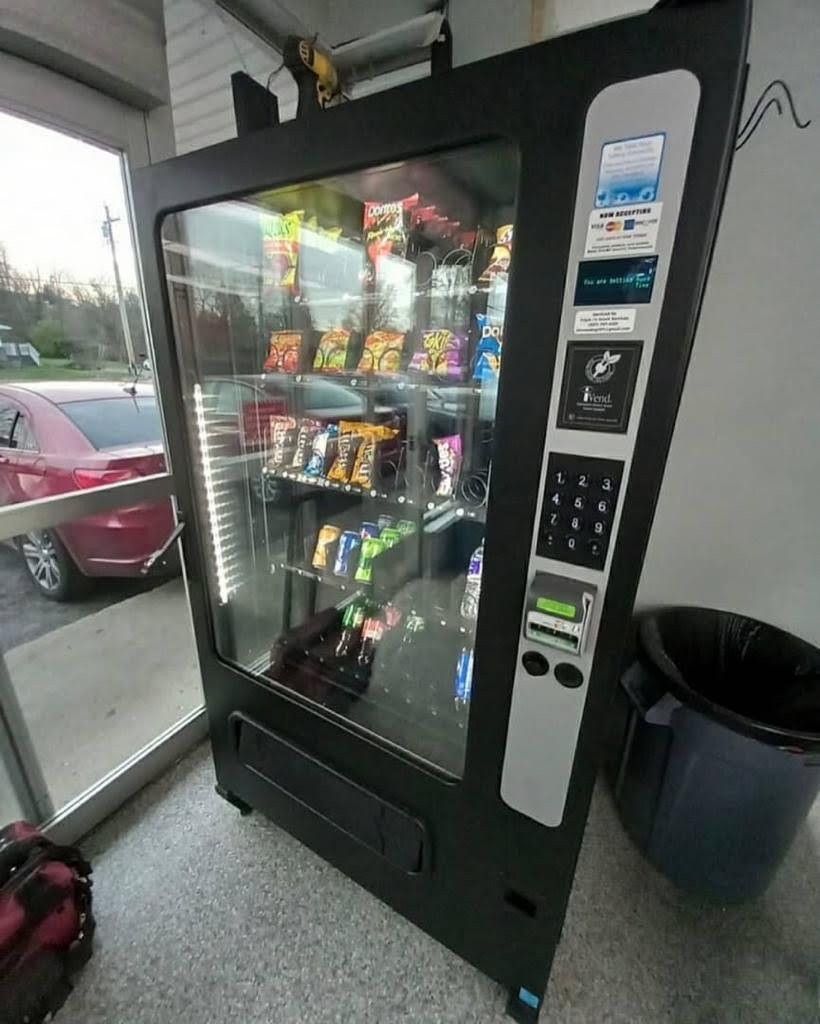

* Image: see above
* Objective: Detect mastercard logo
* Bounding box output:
[605,221,622,233]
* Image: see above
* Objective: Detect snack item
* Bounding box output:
[473,313,503,382]
[304,426,339,477]
[333,530,361,577]
[360,522,380,540]
[433,434,463,497]
[409,329,466,378]
[357,330,406,374]
[312,525,342,570]
[291,418,322,469]
[396,519,416,536]
[479,223,513,284]
[268,415,298,468]
[263,210,304,290]
[313,328,352,373]
[377,515,396,533]
[349,424,399,488]
[327,422,364,483]
[379,527,402,549]
[363,194,419,264]
[460,543,484,619]
[454,646,474,706]
[355,537,385,582]
[263,330,303,374]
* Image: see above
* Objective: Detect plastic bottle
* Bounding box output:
[460,542,484,620]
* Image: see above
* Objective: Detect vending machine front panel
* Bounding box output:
[133,2,749,1014]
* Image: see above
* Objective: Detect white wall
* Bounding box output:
[0,0,170,108]
[637,0,820,645]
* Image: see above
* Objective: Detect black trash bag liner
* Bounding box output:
[638,607,820,735]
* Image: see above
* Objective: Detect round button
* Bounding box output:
[568,515,584,533]
[548,490,562,507]
[546,510,560,528]
[555,662,584,689]
[599,475,616,493]
[522,651,549,676]
[588,538,604,559]
[553,469,568,487]
[592,520,608,537]
[595,498,611,516]
[575,473,590,489]
[572,494,587,511]
[566,535,579,553]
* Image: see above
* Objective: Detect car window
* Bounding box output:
[0,404,18,448]
[59,396,163,450]
[303,381,363,416]
[11,415,38,452]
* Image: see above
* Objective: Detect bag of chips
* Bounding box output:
[409,329,467,378]
[313,328,352,373]
[263,330,303,374]
[349,425,399,489]
[434,434,463,497]
[479,223,513,284]
[357,330,406,374]
[473,313,503,382]
[291,419,322,469]
[263,210,304,291]
[327,421,364,483]
[363,194,419,264]
[268,415,298,468]
[304,426,339,477]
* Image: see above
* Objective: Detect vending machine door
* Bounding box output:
[133,1,749,1014]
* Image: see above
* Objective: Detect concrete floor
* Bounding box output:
[3,577,202,812]
[59,744,819,1024]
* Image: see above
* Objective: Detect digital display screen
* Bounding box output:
[536,597,576,619]
[574,255,658,306]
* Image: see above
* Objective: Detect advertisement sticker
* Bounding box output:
[584,203,662,258]
[595,133,665,208]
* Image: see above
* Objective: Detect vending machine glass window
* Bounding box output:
[161,141,518,778]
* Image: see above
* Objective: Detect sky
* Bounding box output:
[0,110,139,290]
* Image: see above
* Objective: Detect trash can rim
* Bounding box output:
[637,607,820,754]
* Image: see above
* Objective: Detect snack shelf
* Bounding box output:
[279,561,371,594]
[252,370,489,396]
[264,465,487,521]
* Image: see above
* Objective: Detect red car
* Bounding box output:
[0,381,175,601]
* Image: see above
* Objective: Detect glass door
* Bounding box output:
[0,58,205,839]
[161,141,517,776]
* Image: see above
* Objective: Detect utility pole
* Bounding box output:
[101,204,136,371]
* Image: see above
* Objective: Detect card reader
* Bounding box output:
[524,573,596,656]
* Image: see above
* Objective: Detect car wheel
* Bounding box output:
[251,470,282,505]
[18,530,89,602]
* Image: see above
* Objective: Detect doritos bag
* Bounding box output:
[0,822,94,1024]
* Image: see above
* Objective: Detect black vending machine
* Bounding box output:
[134,1,749,1016]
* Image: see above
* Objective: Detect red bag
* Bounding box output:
[0,822,94,1024]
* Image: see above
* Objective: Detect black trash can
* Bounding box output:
[612,607,820,903]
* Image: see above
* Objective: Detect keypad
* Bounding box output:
[536,453,623,569]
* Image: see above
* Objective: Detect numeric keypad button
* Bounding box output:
[548,490,562,507]
[599,475,616,493]
[571,495,587,511]
[575,472,591,490]
[591,520,608,537]
[568,515,584,533]
[595,498,611,516]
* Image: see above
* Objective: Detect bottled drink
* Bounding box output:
[335,602,365,658]
[454,646,474,707]
[357,614,385,669]
[460,542,484,620]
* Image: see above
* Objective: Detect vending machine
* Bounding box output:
[134,1,749,1016]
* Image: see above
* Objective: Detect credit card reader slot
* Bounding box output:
[524,574,595,657]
